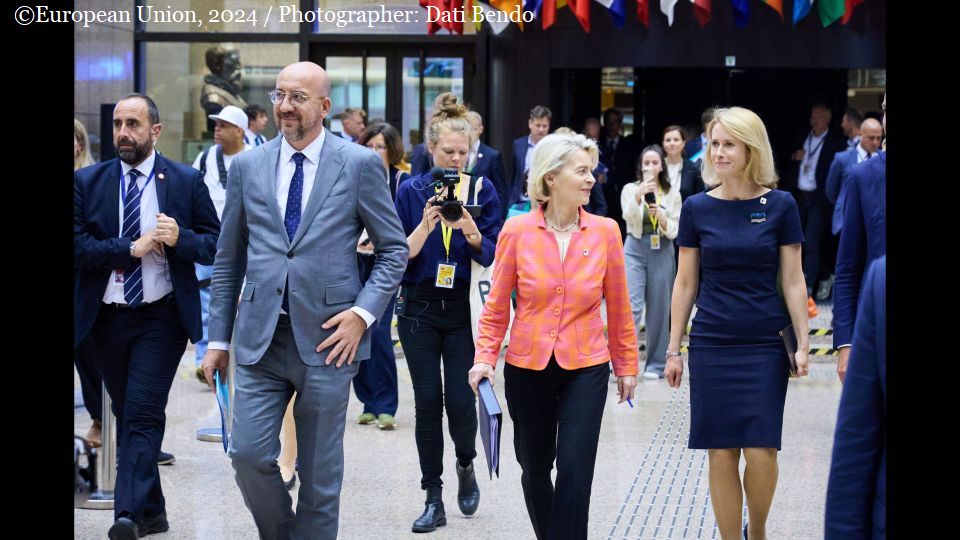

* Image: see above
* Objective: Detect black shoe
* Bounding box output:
[138,512,169,536]
[412,488,446,533]
[284,472,297,491]
[157,451,175,466]
[456,461,480,516]
[107,517,139,540]
[743,521,749,540]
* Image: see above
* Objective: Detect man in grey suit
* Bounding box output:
[201,61,408,540]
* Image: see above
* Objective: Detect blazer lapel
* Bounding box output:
[260,140,290,246]
[107,160,121,237]
[291,133,346,248]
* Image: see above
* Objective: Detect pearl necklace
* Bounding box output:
[546,216,579,232]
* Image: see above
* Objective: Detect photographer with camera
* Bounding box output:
[621,144,682,379]
[393,93,501,533]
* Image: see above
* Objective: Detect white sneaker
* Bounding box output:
[643,372,661,380]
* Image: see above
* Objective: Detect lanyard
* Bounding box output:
[437,178,465,262]
[804,132,826,162]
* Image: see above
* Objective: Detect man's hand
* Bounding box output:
[155,213,180,247]
[131,230,161,258]
[791,149,805,161]
[837,347,851,383]
[317,309,367,367]
[201,349,230,390]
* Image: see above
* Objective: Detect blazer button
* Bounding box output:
[549,330,557,337]
[555,286,563,294]
[553,308,561,316]
[287,251,294,259]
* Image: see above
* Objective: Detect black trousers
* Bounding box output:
[75,335,102,421]
[396,286,477,490]
[504,359,609,540]
[796,192,830,296]
[89,296,186,521]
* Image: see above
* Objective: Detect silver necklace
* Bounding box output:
[546,216,579,232]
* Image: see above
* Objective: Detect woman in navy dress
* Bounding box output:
[664,107,810,540]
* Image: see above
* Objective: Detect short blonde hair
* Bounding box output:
[426,92,474,150]
[701,107,778,188]
[552,127,575,135]
[74,118,95,171]
[527,133,599,204]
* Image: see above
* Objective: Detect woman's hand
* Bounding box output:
[635,178,657,204]
[439,204,479,234]
[664,356,684,388]
[420,196,443,235]
[617,375,636,404]
[793,350,810,378]
[646,204,661,221]
[468,362,496,395]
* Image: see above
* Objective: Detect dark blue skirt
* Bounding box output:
[687,342,790,450]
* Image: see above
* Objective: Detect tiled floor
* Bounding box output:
[75,302,841,539]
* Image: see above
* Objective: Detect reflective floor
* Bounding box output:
[75,303,841,539]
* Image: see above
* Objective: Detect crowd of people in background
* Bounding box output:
[74,67,887,538]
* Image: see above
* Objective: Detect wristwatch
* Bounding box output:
[464,232,481,240]
[129,242,136,257]
[665,351,682,358]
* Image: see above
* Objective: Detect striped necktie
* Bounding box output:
[281,152,306,312]
[123,169,144,307]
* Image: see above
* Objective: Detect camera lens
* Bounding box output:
[441,201,463,222]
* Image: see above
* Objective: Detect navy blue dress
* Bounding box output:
[676,189,804,450]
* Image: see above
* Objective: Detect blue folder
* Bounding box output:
[477,378,502,479]
[214,371,230,453]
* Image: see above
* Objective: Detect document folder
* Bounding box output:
[214,371,230,453]
[477,378,502,479]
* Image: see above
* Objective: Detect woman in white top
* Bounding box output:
[621,144,683,379]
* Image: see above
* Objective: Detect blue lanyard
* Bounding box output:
[119,164,156,206]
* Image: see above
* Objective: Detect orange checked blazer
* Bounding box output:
[474,205,639,376]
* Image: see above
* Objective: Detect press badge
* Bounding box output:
[750,212,767,224]
[435,261,457,289]
[649,234,661,250]
[114,270,125,283]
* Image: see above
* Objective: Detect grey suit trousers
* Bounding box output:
[230,316,359,540]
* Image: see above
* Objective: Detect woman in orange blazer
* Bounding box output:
[469,132,638,539]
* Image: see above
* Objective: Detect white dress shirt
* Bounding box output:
[523,136,536,174]
[798,130,828,192]
[666,161,683,189]
[102,150,174,305]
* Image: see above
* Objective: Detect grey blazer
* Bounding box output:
[208,132,408,366]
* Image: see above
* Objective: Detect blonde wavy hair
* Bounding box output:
[425,92,474,150]
[74,118,96,171]
[701,107,778,188]
[527,133,599,204]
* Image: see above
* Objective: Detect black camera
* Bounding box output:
[644,191,657,204]
[429,167,481,222]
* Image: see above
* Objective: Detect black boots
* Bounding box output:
[456,461,480,516]
[412,487,446,533]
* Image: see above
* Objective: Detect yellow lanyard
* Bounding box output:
[437,178,466,261]
[646,187,662,232]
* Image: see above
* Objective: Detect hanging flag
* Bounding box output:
[490,0,525,29]
[541,0,557,28]
[420,0,464,34]
[819,0,845,27]
[689,0,711,27]
[595,0,626,27]
[568,0,591,31]
[637,0,650,26]
[731,0,749,28]
[760,0,783,21]
[842,0,865,25]
[660,0,679,26]
[793,0,813,25]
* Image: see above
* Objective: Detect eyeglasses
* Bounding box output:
[267,90,325,107]
[365,144,388,152]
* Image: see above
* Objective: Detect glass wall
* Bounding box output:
[143,42,298,162]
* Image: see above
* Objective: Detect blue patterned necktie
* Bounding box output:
[123,169,144,307]
[281,152,306,312]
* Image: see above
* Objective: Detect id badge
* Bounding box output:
[802,164,811,175]
[435,261,457,289]
[114,270,125,283]
[394,290,407,315]
[649,234,661,250]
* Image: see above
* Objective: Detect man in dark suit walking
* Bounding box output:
[782,103,848,302]
[506,105,551,217]
[465,110,507,222]
[74,93,220,539]
[833,94,886,383]
[825,256,886,539]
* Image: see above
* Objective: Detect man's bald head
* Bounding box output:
[859,118,883,154]
[274,61,332,149]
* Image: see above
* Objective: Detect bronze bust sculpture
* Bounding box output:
[200,45,247,131]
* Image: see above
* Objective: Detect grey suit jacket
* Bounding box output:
[208,132,408,366]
